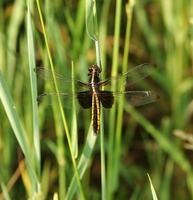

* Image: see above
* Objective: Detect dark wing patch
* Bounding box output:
[77,91,92,108]
[99,91,114,108]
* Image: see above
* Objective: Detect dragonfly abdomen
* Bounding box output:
[92,94,100,134]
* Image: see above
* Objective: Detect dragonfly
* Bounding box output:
[37,63,158,135]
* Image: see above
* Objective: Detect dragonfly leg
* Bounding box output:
[97,79,110,86]
[77,80,90,88]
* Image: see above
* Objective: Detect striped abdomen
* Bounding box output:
[92,94,100,135]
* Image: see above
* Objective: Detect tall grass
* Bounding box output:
[0,0,193,199]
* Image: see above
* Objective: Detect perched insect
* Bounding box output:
[37,63,158,135]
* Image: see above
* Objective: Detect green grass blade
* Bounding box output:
[7,0,24,84]
[85,1,106,198]
[52,101,66,199]
[107,0,122,198]
[135,2,161,63]
[85,0,98,41]
[71,61,78,158]
[187,172,193,199]
[0,183,11,200]
[1,0,193,199]
[86,0,101,67]
[26,4,40,177]
[160,160,173,200]
[112,0,135,192]
[147,174,158,200]
[66,125,97,200]
[0,72,39,193]
[100,109,106,200]
[99,0,111,73]
[75,0,85,37]
[35,0,85,198]
[0,72,29,159]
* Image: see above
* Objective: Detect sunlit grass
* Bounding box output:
[0,0,193,199]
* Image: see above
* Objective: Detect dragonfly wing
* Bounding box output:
[77,91,92,109]
[97,90,158,107]
[37,92,75,107]
[99,63,157,87]
[124,91,158,106]
[99,91,114,108]
[35,67,89,89]
[38,91,93,109]
[35,67,66,80]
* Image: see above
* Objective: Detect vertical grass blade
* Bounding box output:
[53,99,66,199]
[0,72,39,193]
[100,109,106,200]
[71,61,78,158]
[107,0,122,198]
[113,0,135,192]
[35,0,85,198]
[147,174,158,200]
[160,160,173,200]
[26,4,40,177]
[0,73,29,159]
[86,1,106,198]
[0,183,11,200]
[75,0,85,37]
[135,2,161,63]
[7,0,24,84]
[99,0,111,73]
[66,125,97,200]
[190,0,193,61]
[86,0,101,67]
[85,0,98,41]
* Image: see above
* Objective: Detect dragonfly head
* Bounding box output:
[88,64,101,77]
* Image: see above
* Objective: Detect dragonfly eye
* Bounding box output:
[88,68,92,76]
[88,64,101,76]
[92,64,101,72]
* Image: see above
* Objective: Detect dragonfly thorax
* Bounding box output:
[88,64,101,84]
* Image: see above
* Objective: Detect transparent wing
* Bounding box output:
[99,90,158,107]
[122,91,158,106]
[99,63,157,87]
[36,63,156,88]
[35,67,89,89]
[37,91,93,109]
[35,67,67,80]
[37,91,76,108]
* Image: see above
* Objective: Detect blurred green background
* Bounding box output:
[0,0,193,199]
